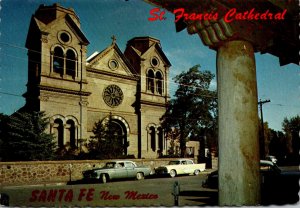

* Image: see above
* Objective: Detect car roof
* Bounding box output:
[260,160,274,166]
[170,159,193,161]
[107,160,134,163]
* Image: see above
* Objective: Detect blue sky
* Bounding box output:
[0,0,299,131]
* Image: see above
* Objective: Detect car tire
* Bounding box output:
[194,169,200,176]
[170,169,176,178]
[101,174,108,183]
[136,172,144,180]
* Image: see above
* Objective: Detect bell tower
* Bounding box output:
[24,3,90,148]
[24,3,90,111]
[124,37,171,158]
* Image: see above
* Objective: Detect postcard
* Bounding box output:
[0,0,299,207]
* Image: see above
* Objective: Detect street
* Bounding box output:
[2,166,299,206]
[1,173,217,207]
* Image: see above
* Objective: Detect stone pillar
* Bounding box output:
[63,54,67,78]
[50,51,54,75]
[63,124,68,146]
[217,40,260,205]
[155,127,159,152]
[140,1,279,205]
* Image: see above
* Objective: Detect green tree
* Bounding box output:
[268,129,287,164]
[2,111,56,161]
[282,115,300,165]
[88,114,125,159]
[160,65,217,157]
[258,120,271,158]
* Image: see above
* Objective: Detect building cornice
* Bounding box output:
[39,85,91,96]
[140,100,168,107]
[87,67,139,81]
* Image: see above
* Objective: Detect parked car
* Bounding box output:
[265,155,277,163]
[202,160,283,189]
[260,160,299,205]
[155,159,205,178]
[202,160,300,205]
[82,160,152,183]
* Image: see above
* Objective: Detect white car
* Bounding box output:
[154,159,206,178]
[265,155,277,163]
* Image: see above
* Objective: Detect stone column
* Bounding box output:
[50,51,54,75]
[155,127,159,152]
[62,54,66,78]
[141,0,276,204]
[63,123,68,146]
[217,40,260,205]
[179,6,264,203]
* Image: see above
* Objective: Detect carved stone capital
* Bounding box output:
[173,0,289,52]
[185,8,274,51]
[145,0,299,65]
[186,18,235,48]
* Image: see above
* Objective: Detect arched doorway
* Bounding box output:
[109,119,128,155]
[102,115,129,156]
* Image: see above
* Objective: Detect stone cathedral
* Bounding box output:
[24,3,171,158]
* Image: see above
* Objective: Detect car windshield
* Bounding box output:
[270,163,281,174]
[105,162,116,168]
[169,161,180,165]
[260,160,281,174]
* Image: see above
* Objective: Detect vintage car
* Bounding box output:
[202,160,300,205]
[82,160,152,183]
[265,155,277,163]
[202,160,282,189]
[155,159,206,177]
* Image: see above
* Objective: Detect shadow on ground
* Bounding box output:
[180,190,218,206]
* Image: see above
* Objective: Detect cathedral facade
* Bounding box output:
[24,4,171,158]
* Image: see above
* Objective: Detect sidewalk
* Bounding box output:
[280,166,300,172]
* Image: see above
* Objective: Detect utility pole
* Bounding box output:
[258,99,270,159]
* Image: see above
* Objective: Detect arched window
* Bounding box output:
[53,47,64,76]
[54,118,64,148]
[66,119,76,148]
[150,126,156,151]
[147,70,155,93]
[156,71,163,95]
[66,49,76,78]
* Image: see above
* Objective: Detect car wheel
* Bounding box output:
[136,172,144,180]
[194,169,200,176]
[170,169,176,178]
[101,174,108,183]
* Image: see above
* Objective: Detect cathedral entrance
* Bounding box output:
[109,119,128,155]
[101,115,130,156]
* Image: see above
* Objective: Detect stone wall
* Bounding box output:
[0,158,196,186]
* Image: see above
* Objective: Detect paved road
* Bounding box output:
[1,173,217,207]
